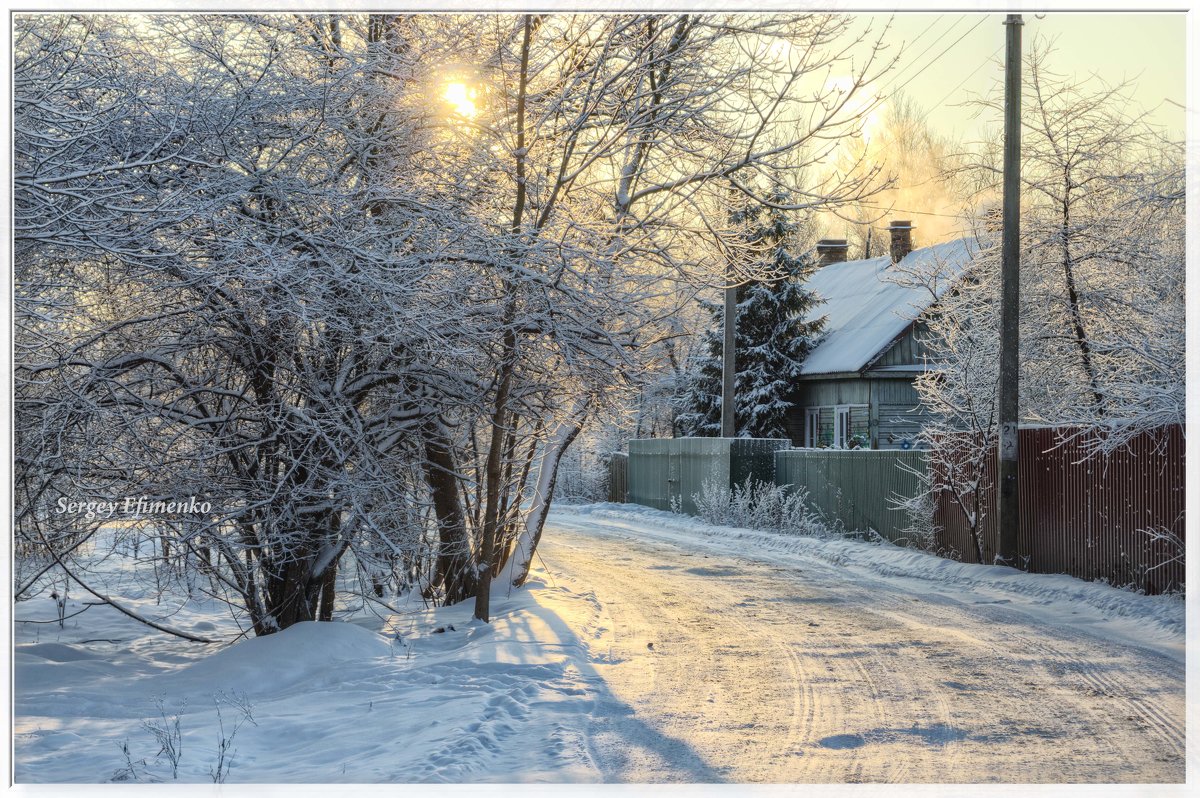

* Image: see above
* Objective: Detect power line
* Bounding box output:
[874,14,966,97]
[853,202,969,220]
[872,14,962,96]
[873,15,989,114]
[918,44,1004,128]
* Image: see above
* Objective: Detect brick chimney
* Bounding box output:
[815,239,849,267]
[888,220,915,263]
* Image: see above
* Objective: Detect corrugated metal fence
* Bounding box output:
[614,425,1184,593]
[608,453,628,503]
[625,438,789,515]
[934,425,1185,593]
[776,449,928,543]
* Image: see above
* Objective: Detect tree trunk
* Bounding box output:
[476,14,534,624]
[1059,200,1104,416]
[422,424,477,604]
[271,560,320,629]
[474,338,515,623]
[318,560,337,621]
[500,402,588,589]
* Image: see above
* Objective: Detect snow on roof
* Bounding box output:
[800,237,979,376]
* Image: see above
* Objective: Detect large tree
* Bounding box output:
[942,41,1184,429]
[14,12,895,632]
[912,42,1184,560]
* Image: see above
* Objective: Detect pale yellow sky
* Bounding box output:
[858,12,1186,140]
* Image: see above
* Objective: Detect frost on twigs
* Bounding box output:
[142,696,185,780]
[692,477,830,537]
[110,692,256,783]
[209,692,256,784]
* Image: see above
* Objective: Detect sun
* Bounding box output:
[444,81,478,118]
[825,75,883,144]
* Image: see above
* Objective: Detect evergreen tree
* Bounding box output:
[675,198,825,438]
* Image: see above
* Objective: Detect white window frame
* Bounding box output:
[834,405,851,448]
[804,408,820,448]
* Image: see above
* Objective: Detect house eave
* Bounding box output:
[794,370,864,382]
[862,368,929,379]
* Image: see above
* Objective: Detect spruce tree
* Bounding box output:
[675,198,825,438]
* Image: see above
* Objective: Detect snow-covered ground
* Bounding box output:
[12,503,1186,784]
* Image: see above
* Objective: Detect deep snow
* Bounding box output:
[11,503,1186,784]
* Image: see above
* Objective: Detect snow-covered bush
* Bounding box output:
[892,487,940,553]
[692,478,828,536]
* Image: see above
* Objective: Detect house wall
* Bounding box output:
[785,378,870,447]
[786,321,935,450]
[785,376,928,450]
[872,320,932,367]
[874,379,930,449]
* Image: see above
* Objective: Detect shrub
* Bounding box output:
[692,477,829,536]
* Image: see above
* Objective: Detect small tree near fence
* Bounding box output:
[912,255,998,565]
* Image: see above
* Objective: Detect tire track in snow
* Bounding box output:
[865,590,1184,778]
[540,516,1184,783]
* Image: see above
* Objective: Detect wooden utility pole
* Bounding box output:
[720,274,736,438]
[997,13,1023,564]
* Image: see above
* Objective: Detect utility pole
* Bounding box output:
[720,271,736,438]
[997,13,1023,564]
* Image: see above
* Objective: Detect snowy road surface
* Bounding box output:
[13,504,1184,784]
[537,506,1185,783]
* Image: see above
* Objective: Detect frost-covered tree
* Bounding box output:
[944,40,1184,430]
[912,42,1184,560]
[448,14,895,616]
[14,12,897,631]
[14,14,474,634]
[675,195,825,439]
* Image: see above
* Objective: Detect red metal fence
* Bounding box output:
[932,425,1185,594]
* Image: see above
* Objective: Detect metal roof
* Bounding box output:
[799,237,979,377]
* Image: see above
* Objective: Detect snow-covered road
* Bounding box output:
[13,504,1185,784]
[538,506,1185,783]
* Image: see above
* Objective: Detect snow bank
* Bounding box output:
[552,503,1185,661]
[14,577,609,782]
[162,620,393,694]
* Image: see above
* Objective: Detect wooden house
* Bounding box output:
[784,221,980,450]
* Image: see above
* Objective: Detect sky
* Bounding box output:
[809,11,1187,245]
[859,12,1186,141]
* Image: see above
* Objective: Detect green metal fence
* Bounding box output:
[622,439,928,541]
[626,438,791,515]
[608,452,628,503]
[775,449,928,542]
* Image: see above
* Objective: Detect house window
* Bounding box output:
[804,408,819,448]
[805,404,869,448]
[834,406,851,448]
